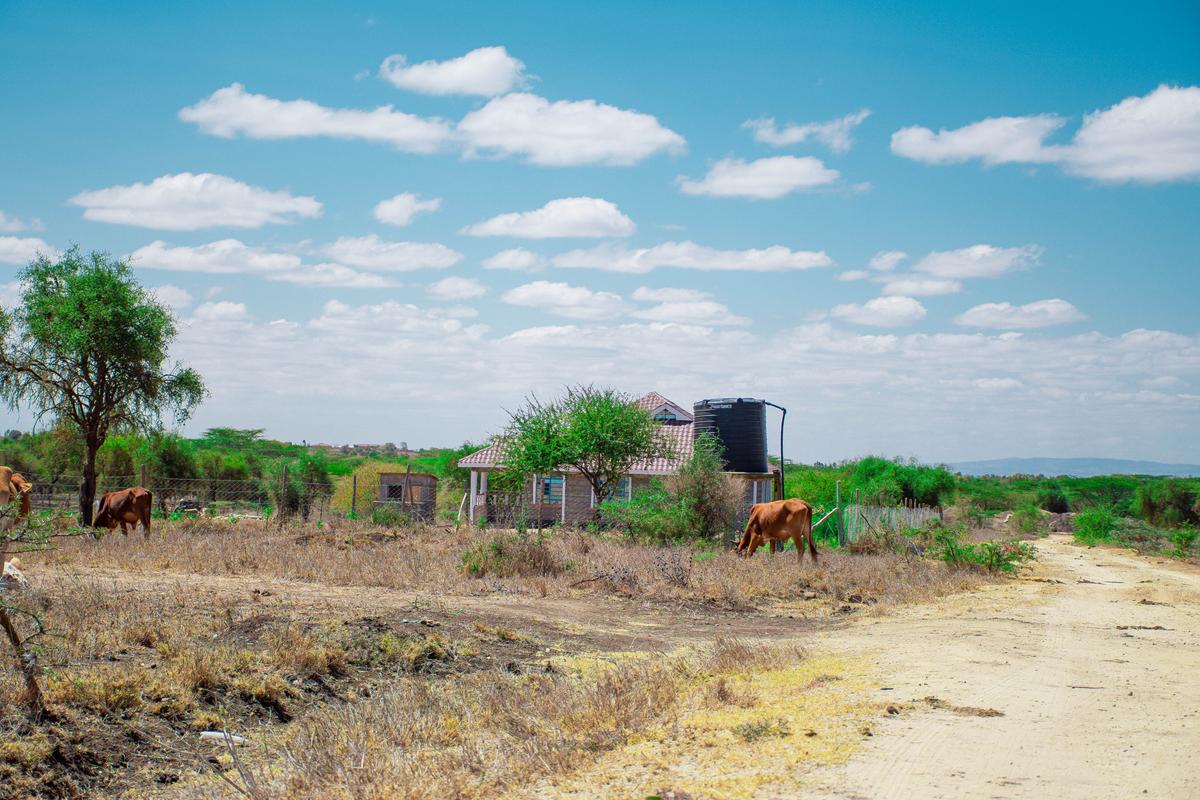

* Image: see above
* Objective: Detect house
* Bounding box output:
[458,391,778,526]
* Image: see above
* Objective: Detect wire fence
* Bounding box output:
[18,473,337,521]
[839,500,940,543]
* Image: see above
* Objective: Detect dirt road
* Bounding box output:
[803,535,1200,800]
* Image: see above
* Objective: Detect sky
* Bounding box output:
[1,0,1198,463]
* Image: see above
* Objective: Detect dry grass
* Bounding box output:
[31,517,994,610]
[209,639,803,800]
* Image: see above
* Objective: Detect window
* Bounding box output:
[536,475,564,505]
[591,476,632,506]
[653,410,677,422]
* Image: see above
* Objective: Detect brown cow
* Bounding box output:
[735,498,818,563]
[0,467,33,532]
[93,487,153,537]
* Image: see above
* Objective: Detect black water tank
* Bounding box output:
[693,398,768,473]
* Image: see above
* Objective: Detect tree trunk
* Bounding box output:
[80,440,98,525]
[0,604,44,719]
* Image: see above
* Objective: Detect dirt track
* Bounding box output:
[802,535,1200,800]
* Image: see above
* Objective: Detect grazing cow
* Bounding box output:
[735,498,818,563]
[0,467,33,531]
[93,487,153,537]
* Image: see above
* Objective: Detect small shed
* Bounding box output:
[374,471,438,521]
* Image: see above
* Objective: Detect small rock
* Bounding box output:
[802,590,818,600]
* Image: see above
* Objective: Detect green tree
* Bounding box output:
[0,248,205,523]
[499,385,670,510]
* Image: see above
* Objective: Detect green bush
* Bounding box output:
[1074,506,1117,545]
[461,531,567,578]
[1169,527,1198,558]
[1011,504,1048,535]
[371,504,413,527]
[1036,484,1070,513]
[926,522,1036,572]
[1134,480,1198,529]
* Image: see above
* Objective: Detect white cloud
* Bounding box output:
[869,250,907,271]
[891,114,1066,166]
[373,193,441,227]
[270,263,397,289]
[482,247,546,271]
[631,286,710,303]
[150,285,194,310]
[891,85,1200,184]
[0,211,43,233]
[1066,85,1200,183]
[744,109,871,153]
[631,300,749,327]
[913,244,1042,279]
[131,239,301,274]
[379,46,528,96]
[501,280,627,320]
[427,276,487,300]
[130,240,394,288]
[955,299,1086,329]
[457,92,685,166]
[179,83,453,153]
[879,277,963,296]
[678,156,839,198]
[0,281,23,309]
[554,240,832,273]
[973,377,1024,391]
[836,270,869,282]
[321,235,462,271]
[0,236,56,264]
[461,197,635,238]
[831,296,927,327]
[70,173,321,231]
[192,301,250,323]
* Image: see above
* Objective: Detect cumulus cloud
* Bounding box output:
[891,85,1200,183]
[481,247,546,271]
[831,296,927,327]
[743,109,871,153]
[373,193,441,227]
[869,250,907,271]
[321,235,462,271]
[131,239,301,274]
[631,300,748,326]
[678,156,839,198]
[427,276,487,300]
[0,236,56,264]
[836,270,869,282]
[458,93,685,166]
[379,46,528,96]
[891,114,1066,166]
[461,197,635,238]
[630,286,710,303]
[179,83,453,153]
[70,173,321,230]
[0,281,24,309]
[0,211,43,233]
[150,285,194,310]
[912,244,1042,280]
[501,280,627,320]
[554,240,832,273]
[879,277,963,296]
[130,240,395,288]
[955,299,1086,329]
[192,300,250,323]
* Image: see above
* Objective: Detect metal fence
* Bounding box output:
[18,472,336,521]
[838,499,939,543]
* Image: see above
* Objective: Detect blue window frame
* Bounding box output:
[537,475,564,505]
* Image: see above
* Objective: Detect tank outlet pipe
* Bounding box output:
[763,400,787,499]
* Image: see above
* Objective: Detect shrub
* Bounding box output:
[461,531,566,578]
[1169,527,1198,558]
[1012,504,1048,535]
[371,504,413,527]
[1074,506,1117,545]
[1134,480,1198,529]
[1036,484,1070,513]
[926,521,1035,572]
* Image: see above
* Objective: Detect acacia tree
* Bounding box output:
[499,385,671,511]
[0,248,205,523]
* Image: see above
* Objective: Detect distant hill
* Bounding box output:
[949,457,1200,478]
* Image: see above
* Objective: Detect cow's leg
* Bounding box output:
[120,521,129,536]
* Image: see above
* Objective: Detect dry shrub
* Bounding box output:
[461,531,567,578]
[266,624,348,679]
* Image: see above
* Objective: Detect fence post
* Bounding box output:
[351,474,357,518]
[279,464,288,527]
[836,481,844,548]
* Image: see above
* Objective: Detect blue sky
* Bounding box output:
[1,1,1198,462]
